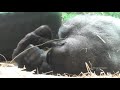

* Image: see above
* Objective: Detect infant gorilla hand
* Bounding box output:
[24,44,45,71]
[14,44,45,71]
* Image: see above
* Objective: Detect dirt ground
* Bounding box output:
[0,62,66,78]
[0,62,120,78]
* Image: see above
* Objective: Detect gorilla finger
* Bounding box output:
[24,45,44,64]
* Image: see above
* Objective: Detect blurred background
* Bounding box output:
[0,12,120,22]
[61,12,120,21]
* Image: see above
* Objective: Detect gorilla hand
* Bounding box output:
[14,44,51,73]
[12,25,52,59]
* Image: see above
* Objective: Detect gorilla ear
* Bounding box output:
[34,25,53,39]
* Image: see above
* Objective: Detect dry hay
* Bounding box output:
[0,62,120,78]
[3,38,119,78]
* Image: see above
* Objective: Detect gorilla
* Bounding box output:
[12,15,120,74]
[0,12,62,61]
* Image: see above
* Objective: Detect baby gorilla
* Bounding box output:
[12,25,53,72]
[15,44,51,72]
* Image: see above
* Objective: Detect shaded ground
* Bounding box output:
[0,62,66,78]
[0,62,120,78]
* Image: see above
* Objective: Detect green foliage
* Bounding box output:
[62,12,79,21]
[95,12,120,18]
[62,12,120,21]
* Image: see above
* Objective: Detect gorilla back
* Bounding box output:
[0,12,61,60]
[51,15,120,74]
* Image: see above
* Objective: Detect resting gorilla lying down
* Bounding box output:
[12,15,120,74]
[0,12,61,60]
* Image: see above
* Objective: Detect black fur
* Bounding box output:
[13,15,120,74]
[12,25,52,59]
[0,12,61,60]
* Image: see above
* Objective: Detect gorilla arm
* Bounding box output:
[12,25,53,59]
[12,33,41,59]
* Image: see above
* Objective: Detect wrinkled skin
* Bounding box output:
[0,12,61,60]
[13,15,120,74]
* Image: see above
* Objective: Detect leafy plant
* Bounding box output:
[62,12,120,21]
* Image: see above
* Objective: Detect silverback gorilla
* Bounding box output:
[0,12,61,60]
[12,15,120,74]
